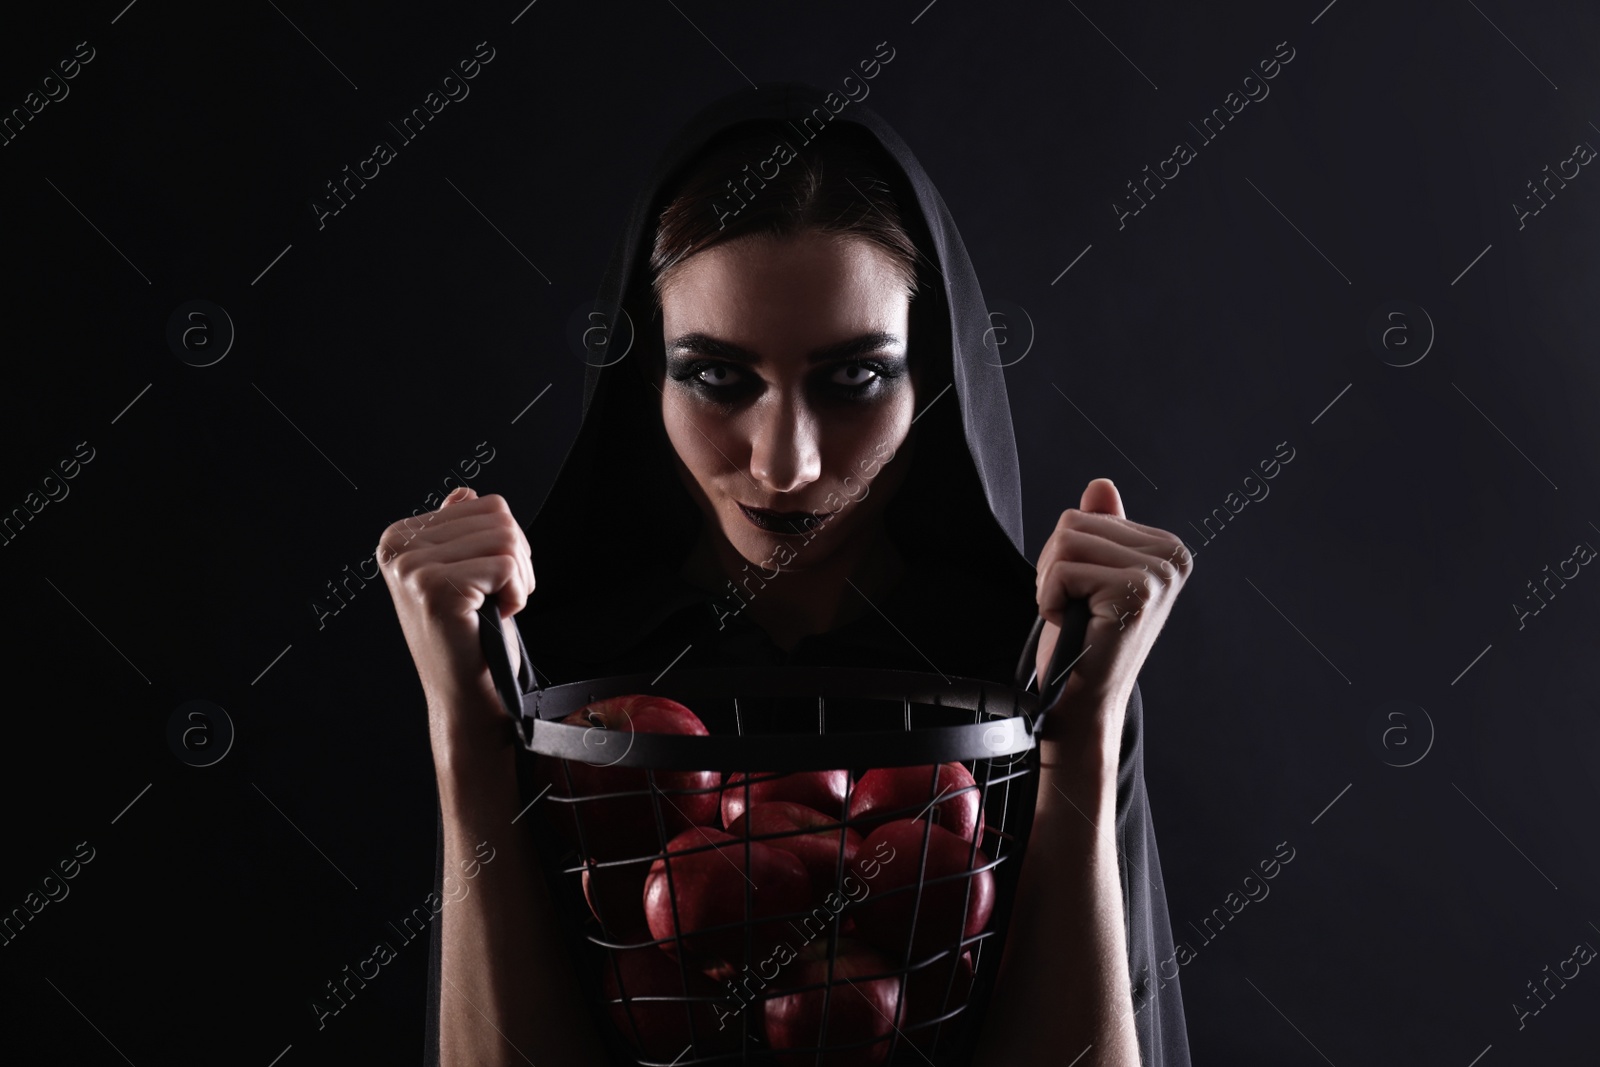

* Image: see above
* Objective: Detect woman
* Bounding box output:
[379,82,1194,1065]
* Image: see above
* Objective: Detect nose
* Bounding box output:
[748,392,821,495]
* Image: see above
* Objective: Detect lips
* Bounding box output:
[738,502,822,535]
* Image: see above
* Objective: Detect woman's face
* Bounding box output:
[653,229,921,573]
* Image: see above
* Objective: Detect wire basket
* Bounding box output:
[481,601,1089,1067]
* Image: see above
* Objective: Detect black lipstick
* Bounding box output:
[737,502,822,536]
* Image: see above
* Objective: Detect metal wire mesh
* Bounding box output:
[511,668,1048,1067]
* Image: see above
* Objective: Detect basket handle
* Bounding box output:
[1013,597,1092,720]
[479,593,1095,729]
[480,597,524,727]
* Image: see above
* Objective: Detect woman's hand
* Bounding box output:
[376,486,534,766]
[1033,477,1194,768]
[379,491,609,1066]
[973,478,1192,1067]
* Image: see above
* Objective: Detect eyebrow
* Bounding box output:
[665,330,904,365]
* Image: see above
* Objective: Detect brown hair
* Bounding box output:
[645,120,931,308]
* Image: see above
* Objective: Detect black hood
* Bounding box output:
[522,81,1039,643]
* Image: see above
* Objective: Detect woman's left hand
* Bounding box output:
[1033,477,1194,769]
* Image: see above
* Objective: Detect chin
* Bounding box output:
[729,525,827,568]
[724,509,844,570]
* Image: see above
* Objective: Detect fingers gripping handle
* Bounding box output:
[479,598,524,724]
[1014,598,1092,728]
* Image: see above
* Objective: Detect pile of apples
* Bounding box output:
[534,694,997,1066]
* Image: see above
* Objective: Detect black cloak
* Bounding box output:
[422,81,1190,1066]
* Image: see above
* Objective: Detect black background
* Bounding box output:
[2,1,1597,1063]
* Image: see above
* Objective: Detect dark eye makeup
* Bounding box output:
[667,357,905,401]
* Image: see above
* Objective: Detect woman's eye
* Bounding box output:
[831,363,882,389]
[695,364,742,388]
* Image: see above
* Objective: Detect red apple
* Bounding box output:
[721,769,850,828]
[534,695,721,859]
[900,950,975,1057]
[847,763,982,843]
[644,827,812,977]
[727,802,863,901]
[850,820,994,962]
[601,944,743,1060]
[582,857,651,939]
[763,937,905,1067]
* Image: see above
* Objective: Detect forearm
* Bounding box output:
[974,713,1140,1066]
[434,700,607,1066]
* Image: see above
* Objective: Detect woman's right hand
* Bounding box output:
[376,486,534,768]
